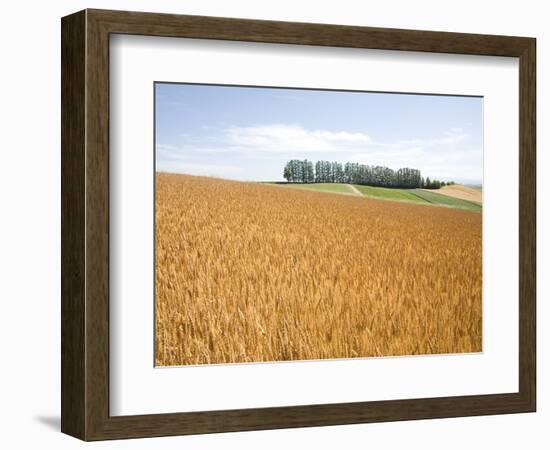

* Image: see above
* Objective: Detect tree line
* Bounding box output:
[283,159,453,189]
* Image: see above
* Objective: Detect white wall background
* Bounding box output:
[0,1,546,448]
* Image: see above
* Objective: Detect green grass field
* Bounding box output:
[353,185,425,203]
[266,182,481,212]
[271,182,357,195]
[411,189,482,212]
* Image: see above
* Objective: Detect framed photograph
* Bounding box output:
[61,9,536,440]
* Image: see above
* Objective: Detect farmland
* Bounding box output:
[412,189,481,212]
[156,173,482,366]
[433,184,483,203]
[273,182,482,212]
[273,182,360,196]
[354,185,427,204]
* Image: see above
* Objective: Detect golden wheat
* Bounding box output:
[155,173,482,366]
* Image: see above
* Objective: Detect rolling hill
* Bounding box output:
[269,182,481,212]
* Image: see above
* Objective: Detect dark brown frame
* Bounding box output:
[61,9,536,441]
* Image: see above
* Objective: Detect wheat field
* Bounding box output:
[155,173,482,366]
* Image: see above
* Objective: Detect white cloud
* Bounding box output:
[400,127,469,146]
[156,144,244,178]
[157,124,481,182]
[156,160,243,178]
[161,124,468,157]
[351,147,425,167]
[223,124,372,153]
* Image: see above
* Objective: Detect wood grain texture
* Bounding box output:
[518,39,536,409]
[89,8,532,56]
[85,10,111,439]
[61,8,536,441]
[61,10,86,439]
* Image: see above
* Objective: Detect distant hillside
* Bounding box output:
[269,182,481,212]
[428,184,482,204]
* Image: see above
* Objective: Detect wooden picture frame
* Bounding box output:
[61,9,536,441]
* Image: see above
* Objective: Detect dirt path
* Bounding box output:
[347,184,364,197]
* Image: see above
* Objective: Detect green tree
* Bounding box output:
[283,162,291,182]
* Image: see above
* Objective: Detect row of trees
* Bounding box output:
[283,159,453,189]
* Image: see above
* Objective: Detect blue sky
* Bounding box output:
[155,83,483,184]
